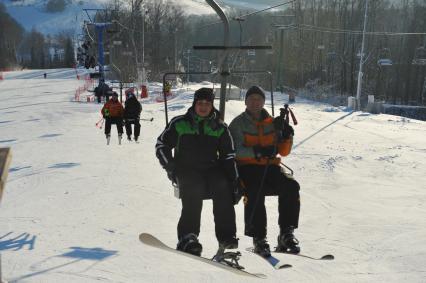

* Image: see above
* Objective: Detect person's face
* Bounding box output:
[112,95,118,101]
[245,93,265,116]
[194,99,213,117]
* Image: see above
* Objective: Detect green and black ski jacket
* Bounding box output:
[155,107,238,181]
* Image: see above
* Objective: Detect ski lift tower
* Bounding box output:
[83,9,114,82]
[196,0,272,120]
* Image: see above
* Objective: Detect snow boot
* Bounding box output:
[127,135,132,141]
[177,233,202,256]
[214,237,242,268]
[106,134,111,145]
[219,237,238,250]
[276,227,300,254]
[134,136,139,143]
[253,237,271,257]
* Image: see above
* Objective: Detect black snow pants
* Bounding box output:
[176,166,236,243]
[238,164,300,239]
[104,117,123,136]
[124,118,141,138]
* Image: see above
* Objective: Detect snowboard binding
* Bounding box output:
[212,246,244,270]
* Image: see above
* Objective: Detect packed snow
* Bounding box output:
[0,68,425,282]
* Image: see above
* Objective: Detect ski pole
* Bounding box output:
[95,117,104,128]
[247,158,271,232]
[140,117,154,122]
[280,162,294,176]
[99,118,105,129]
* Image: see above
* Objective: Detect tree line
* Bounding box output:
[0,2,75,71]
[86,0,425,105]
[2,0,425,105]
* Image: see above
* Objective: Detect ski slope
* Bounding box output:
[0,69,425,283]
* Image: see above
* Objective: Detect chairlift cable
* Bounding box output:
[198,0,296,30]
[289,24,426,36]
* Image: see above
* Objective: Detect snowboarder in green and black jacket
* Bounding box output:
[155,88,241,256]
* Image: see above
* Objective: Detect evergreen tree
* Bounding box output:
[0,2,24,69]
[64,37,75,67]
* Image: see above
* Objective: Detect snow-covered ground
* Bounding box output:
[0,68,425,282]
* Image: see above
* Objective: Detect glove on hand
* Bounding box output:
[103,109,110,118]
[281,123,294,139]
[273,116,285,131]
[164,161,177,184]
[273,116,294,140]
[253,145,277,159]
[231,178,245,205]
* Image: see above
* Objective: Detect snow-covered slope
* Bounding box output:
[0,68,425,282]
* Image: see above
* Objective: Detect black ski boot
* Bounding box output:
[176,233,202,256]
[253,237,271,257]
[276,227,300,254]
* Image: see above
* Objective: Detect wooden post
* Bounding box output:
[0,253,4,283]
[0,147,11,283]
[0,148,12,202]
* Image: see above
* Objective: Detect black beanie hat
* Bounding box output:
[245,85,265,101]
[193,88,214,106]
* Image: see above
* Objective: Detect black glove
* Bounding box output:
[164,161,177,184]
[273,116,285,131]
[273,116,294,140]
[281,123,294,139]
[230,178,245,205]
[253,145,277,159]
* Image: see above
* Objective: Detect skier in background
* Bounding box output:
[101,92,124,145]
[94,81,111,103]
[229,85,301,257]
[155,88,242,256]
[124,89,142,142]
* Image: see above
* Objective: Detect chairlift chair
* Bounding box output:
[106,22,119,33]
[327,51,337,61]
[412,46,426,65]
[378,59,393,66]
[377,47,393,66]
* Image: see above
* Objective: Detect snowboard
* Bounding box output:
[139,233,266,279]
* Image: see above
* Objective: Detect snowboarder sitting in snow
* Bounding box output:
[101,92,124,144]
[124,90,142,142]
[229,85,301,257]
[155,88,242,256]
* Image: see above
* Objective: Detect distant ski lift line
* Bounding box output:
[282,24,426,36]
[193,45,272,50]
